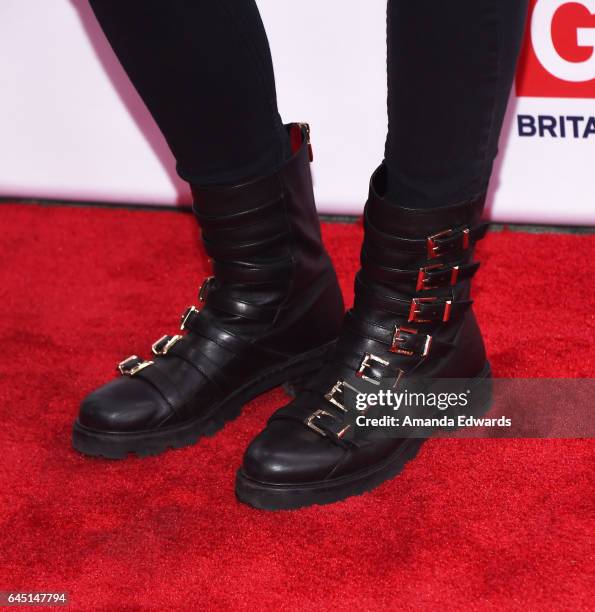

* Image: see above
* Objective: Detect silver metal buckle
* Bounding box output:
[324,380,360,412]
[416,264,460,291]
[305,409,351,439]
[180,305,199,331]
[305,409,336,437]
[427,227,469,259]
[117,355,153,376]
[391,326,432,358]
[356,353,389,386]
[151,334,183,356]
[198,276,215,302]
[408,297,452,323]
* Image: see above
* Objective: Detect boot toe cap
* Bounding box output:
[241,420,344,485]
[78,377,170,433]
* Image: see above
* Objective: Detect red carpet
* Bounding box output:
[0,202,593,610]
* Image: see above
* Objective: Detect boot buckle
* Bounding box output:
[408,297,452,323]
[180,306,199,331]
[356,353,390,386]
[391,326,432,358]
[324,380,360,412]
[151,334,183,356]
[305,409,350,438]
[198,276,215,302]
[117,355,153,376]
[427,228,470,259]
[416,264,460,291]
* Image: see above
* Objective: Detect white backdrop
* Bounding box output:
[0,0,593,224]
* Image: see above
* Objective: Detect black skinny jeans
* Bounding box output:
[89,0,528,208]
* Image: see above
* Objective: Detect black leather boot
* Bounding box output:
[237,165,491,509]
[73,123,344,458]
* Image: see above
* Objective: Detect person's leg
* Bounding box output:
[384,0,528,207]
[237,0,529,510]
[88,0,290,184]
[73,2,344,458]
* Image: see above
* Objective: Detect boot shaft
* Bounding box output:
[190,124,329,293]
[188,123,344,346]
[358,164,488,316]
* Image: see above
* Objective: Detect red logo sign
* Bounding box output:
[516,0,595,98]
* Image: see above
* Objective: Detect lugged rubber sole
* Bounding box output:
[235,363,493,510]
[72,341,335,460]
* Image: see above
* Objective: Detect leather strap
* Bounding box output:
[307,410,353,442]
[135,364,184,411]
[342,313,453,359]
[181,309,284,373]
[193,197,282,230]
[361,251,480,290]
[202,232,286,260]
[333,349,404,385]
[191,170,284,218]
[354,277,472,322]
[276,385,371,447]
[181,309,256,353]
[201,214,285,244]
[269,397,356,446]
[167,341,229,392]
[364,213,489,256]
[212,259,291,284]
[204,291,279,322]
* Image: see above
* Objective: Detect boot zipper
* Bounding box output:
[298,122,314,162]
